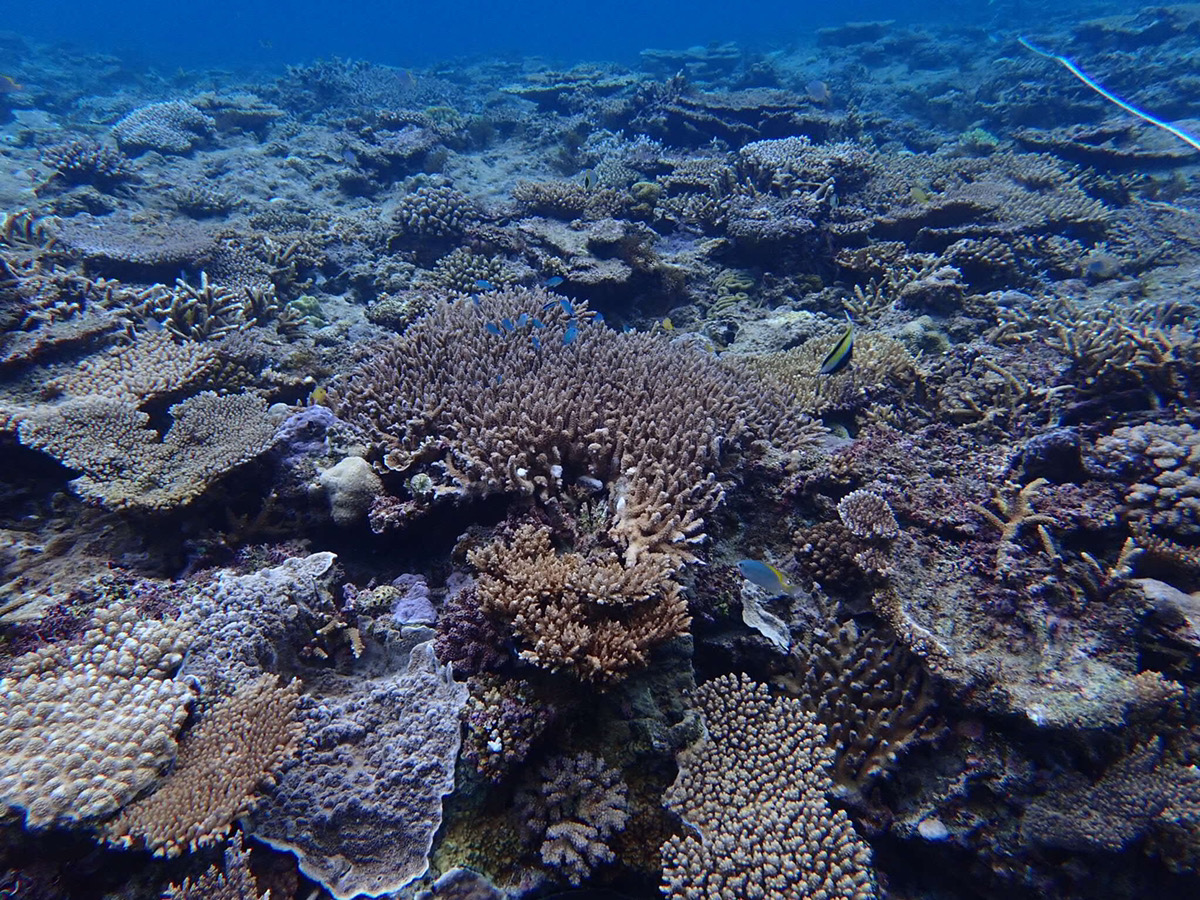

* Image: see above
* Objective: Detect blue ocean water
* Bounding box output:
[3,0,1134,68]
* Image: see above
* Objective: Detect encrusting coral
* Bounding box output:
[660,672,876,899]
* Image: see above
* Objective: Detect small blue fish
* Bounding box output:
[818,314,855,376]
[484,322,502,336]
[475,279,496,292]
[737,559,798,596]
[495,374,503,384]
[531,335,541,350]
[500,317,515,332]
[516,312,529,327]
[470,294,481,308]
[592,312,605,325]
[544,275,564,287]
[562,321,578,345]
[531,317,547,329]
[559,297,575,316]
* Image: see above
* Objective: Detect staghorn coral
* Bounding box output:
[111,100,215,154]
[516,751,630,886]
[333,286,821,569]
[106,675,303,857]
[1094,423,1200,537]
[14,391,276,512]
[837,489,900,539]
[0,604,193,827]
[134,272,283,340]
[248,639,468,900]
[469,523,689,682]
[162,833,268,900]
[661,672,876,899]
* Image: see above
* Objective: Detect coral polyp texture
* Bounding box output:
[105,674,303,857]
[0,605,194,827]
[661,673,876,899]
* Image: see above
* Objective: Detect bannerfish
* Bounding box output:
[737,559,799,596]
[818,314,854,375]
[544,275,564,287]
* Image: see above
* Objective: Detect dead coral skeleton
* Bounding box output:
[971,478,1058,571]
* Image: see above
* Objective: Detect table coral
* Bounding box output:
[14,391,276,512]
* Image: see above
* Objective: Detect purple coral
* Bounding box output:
[273,406,338,463]
[391,573,437,625]
[515,751,630,886]
[434,582,511,675]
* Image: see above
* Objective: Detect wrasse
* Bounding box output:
[737,559,799,596]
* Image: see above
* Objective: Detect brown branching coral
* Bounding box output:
[333,287,821,567]
[661,673,876,899]
[469,524,689,682]
[162,833,268,900]
[516,751,630,886]
[106,675,303,857]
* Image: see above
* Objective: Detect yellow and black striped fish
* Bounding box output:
[818,314,855,375]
